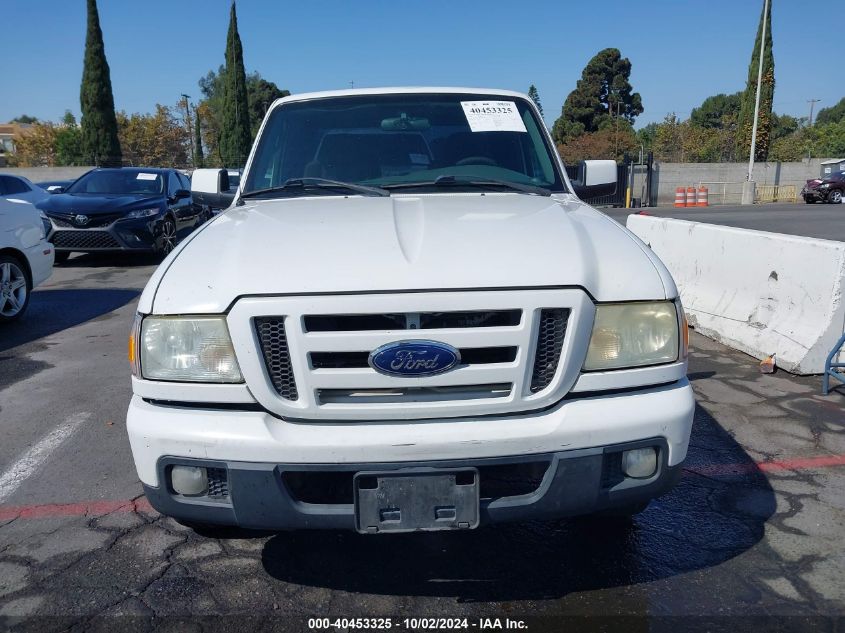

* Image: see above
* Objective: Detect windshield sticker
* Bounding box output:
[461,101,527,133]
[136,173,158,180]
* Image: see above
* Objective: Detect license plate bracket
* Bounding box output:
[354,468,480,534]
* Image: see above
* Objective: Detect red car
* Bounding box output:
[802,171,845,203]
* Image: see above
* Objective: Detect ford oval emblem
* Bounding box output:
[369,340,461,378]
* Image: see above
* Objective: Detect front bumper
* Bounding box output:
[128,379,695,530]
[23,239,54,288]
[47,215,162,252]
[802,188,826,201]
[142,443,683,530]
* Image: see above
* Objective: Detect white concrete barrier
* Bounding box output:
[626,214,845,374]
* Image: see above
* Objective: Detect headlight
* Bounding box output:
[39,211,51,239]
[583,302,679,371]
[138,316,243,382]
[125,207,161,219]
[820,183,830,188]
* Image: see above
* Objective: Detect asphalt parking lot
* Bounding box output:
[0,253,844,631]
[604,202,845,242]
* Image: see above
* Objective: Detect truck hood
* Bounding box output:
[37,192,164,215]
[145,193,674,313]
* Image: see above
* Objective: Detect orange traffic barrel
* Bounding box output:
[696,186,709,207]
[674,187,686,207]
[685,186,697,207]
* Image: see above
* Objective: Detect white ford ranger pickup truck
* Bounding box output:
[127,88,694,533]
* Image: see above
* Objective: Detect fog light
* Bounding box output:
[171,465,208,496]
[621,447,657,479]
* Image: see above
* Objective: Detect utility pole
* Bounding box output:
[181,93,194,168]
[807,99,820,126]
[746,0,769,183]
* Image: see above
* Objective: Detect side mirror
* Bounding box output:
[190,168,235,210]
[173,189,191,200]
[571,159,618,199]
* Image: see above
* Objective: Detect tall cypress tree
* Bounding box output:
[194,109,204,167]
[528,85,544,117]
[219,2,251,167]
[736,0,774,161]
[80,0,122,166]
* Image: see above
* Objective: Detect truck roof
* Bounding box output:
[268,86,530,111]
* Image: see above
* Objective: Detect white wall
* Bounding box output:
[0,166,95,182]
[652,159,827,205]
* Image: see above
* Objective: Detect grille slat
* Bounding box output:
[255,317,299,400]
[317,383,512,405]
[529,308,569,393]
[51,230,120,249]
[304,310,521,332]
[310,346,517,369]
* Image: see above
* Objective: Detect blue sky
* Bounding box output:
[0,0,834,129]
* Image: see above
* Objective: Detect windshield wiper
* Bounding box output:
[239,177,389,202]
[382,175,551,197]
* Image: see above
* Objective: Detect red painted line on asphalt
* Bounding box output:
[686,453,845,477]
[1,454,844,522]
[0,497,152,522]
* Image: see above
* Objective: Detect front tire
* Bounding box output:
[828,190,842,204]
[159,216,178,255]
[0,255,32,323]
[804,197,816,204]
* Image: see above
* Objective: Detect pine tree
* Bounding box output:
[552,48,643,144]
[528,85,543,117]
[218,1,251,167]
[194,109,204,167]
[79,0,122,166]
[736,0,774,161]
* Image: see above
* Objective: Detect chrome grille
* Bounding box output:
[530,308,569,393]
[230,290,591,421]
[255,317,299,401]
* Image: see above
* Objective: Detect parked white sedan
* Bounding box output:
[0,197,54,321]
[0,174,50,205]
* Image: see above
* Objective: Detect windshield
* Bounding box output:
[242,93,566,197]
[65,169,164,195]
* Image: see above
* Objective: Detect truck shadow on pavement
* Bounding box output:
[58,252,162,268]
[0,288,139,353]
[260,403,776,602]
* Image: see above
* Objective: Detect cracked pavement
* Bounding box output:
[0,253,843,630]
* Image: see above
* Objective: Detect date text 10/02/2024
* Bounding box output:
[307,617,528,630]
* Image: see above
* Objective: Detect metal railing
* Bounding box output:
[696,182,746,205]
[695,182,799,205]
[823,332,845,395]
[756,185,797,203]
